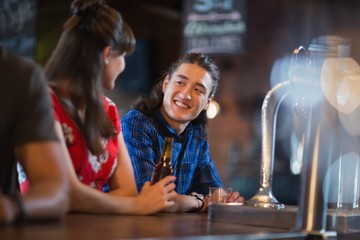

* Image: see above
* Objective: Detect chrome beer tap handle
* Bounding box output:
[245,81,290,209]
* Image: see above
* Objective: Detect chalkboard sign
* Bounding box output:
[182,0,247,54]
[0,0,37,59]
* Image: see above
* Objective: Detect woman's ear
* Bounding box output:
[103,46,112,65]
[162,75,170,93]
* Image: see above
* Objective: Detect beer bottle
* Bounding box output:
[151,137,174,185]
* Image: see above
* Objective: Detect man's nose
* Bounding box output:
[180,87,192,100]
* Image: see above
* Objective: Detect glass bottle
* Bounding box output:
[151,137,174,185]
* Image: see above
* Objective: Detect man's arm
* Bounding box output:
[161,193,204,212]
[0,141,70,224]
[16,141,70,220]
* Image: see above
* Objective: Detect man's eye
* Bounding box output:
[195,88,205,94]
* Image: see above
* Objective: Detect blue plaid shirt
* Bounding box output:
[121,109,223,195]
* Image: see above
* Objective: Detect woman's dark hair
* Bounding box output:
[45,0,135,154]
[133,52,220,127]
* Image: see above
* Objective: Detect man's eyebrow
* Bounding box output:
[175,73,208,90]
[176,74,189,80]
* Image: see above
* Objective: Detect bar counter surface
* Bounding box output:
[0,212,314,240]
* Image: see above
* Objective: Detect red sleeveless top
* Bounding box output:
[19,92,120,192]
[51,92,120,190]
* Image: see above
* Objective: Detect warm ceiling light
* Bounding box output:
[206,100,220,119]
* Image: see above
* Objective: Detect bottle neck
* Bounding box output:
[161,137,174,160]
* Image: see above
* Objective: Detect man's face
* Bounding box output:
[161,63,213,133]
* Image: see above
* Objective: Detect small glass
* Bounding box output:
[209,187,232,204]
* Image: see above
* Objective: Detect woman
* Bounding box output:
[21,0,176,215]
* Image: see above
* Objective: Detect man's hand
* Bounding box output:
[227,191,245,203]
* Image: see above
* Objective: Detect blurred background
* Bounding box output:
[2,0,360,205]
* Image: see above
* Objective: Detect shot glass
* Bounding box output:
[209,187,232,204]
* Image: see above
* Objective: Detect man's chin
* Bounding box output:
[172,116,193,124]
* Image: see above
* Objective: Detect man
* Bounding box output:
[121,52,244,212]
[0,47,69,224]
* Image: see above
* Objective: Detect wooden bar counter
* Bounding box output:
[0,212,312,240]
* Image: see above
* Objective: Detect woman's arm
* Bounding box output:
[69,176,176,215]
[107,132,138,197]
[54,122,176,215]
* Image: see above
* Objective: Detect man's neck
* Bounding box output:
[160,107,189,135]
